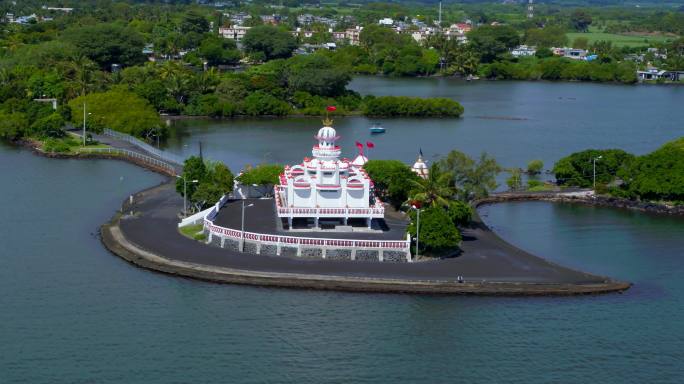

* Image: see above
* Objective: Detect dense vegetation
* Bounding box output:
[366,150,498,256]
[553,138,684,202]
[176,156,235,211]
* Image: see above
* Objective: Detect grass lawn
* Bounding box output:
[34,133,111,154]
[566,31,676,48]
[179,223,207,241]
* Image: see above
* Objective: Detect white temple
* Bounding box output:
[412,152,429,179]
[275,120,384,229]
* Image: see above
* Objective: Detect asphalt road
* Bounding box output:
[117,181,609,284]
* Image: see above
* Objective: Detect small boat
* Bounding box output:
[369,124,386,134]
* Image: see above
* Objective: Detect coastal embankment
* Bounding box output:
[476,191,684,216]
[101,181,631,296]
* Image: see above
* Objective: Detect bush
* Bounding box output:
[42,137,72,153]
[237,164,284,186]
[0,112,29,140]
[618,138,684,201]
[242,91,291,116]
[364,160,420,209]
[30,112,65,138]
[447,200,473,227]
[527,159,544,174]
[553,149,634,187]
[407,206,462,254]
[363,96,464,117]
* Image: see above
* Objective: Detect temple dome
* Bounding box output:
[316,126,337,140]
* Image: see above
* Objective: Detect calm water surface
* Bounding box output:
[165,78,684,174]
[2,80,684,383]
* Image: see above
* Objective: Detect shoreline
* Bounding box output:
[10,141,643,296]
[475,191,684,216]
[101,209,630,296]
[101,181,631,296]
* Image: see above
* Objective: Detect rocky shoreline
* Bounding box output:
[476,192,684,216]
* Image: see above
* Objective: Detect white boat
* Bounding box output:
[369,124,386,134]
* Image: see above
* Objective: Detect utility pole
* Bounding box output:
[82,102,86,146]
[438,2,442,28]
[593,155,603,190]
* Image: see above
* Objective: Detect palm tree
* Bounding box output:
[408,163,455,208]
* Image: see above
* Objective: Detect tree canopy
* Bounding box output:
[242,25,298,61]
[62,24,146,69]
[552,149,634,187]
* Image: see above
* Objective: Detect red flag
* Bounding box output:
[355,141,363,150]
[326,106,337,112]
[366,141,375,149]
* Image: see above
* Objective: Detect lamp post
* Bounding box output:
[593,155,603,190]
[176,175,198,216]
[411,201,422,261]
[240,200,254,252]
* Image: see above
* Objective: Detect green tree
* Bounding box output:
[199,36,241,66]
[439,150,502,201]
[181,11,210,34]
[467,25,521,63]
[407,206,461,255]
[364,160,420,209]
[242,91,291,116]
[447,200,473,227]
[571,9,593,32]
[30,112,65,138]
[527,159,544,174]
[243,25,298,61]
[284,55,352,97]
[177,156,207,202]
[69,90,162,138]
[553,149,634,187]
[62,24,146,69]
[0,112,29,140]
[618,138,684,201]
[506,168,523,191]
[409,163,454,208]
[236,164,284,186]
[191,162,235,208]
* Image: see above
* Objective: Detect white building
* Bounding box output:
[412,153,429,179]
[379,18,394,26]
[275,120,384,229]
[511,45,536,57]
[219,26,251,41]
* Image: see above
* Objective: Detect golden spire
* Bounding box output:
[322,117,334,126]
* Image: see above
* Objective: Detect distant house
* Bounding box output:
[511,45,536,57]
[637,68,668,81]
[260,14,282,25]
[219,26,251,41]
[379,18,393,26]
[553,47,590,60]
[637,67,684,82]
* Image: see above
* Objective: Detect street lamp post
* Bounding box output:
[176,175,198,216]
[82,102,92,146]
[411,202,422,261]
[240,200,254,252]
[593,155,603,190]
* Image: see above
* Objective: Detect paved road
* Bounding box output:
[118,182,610,284]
